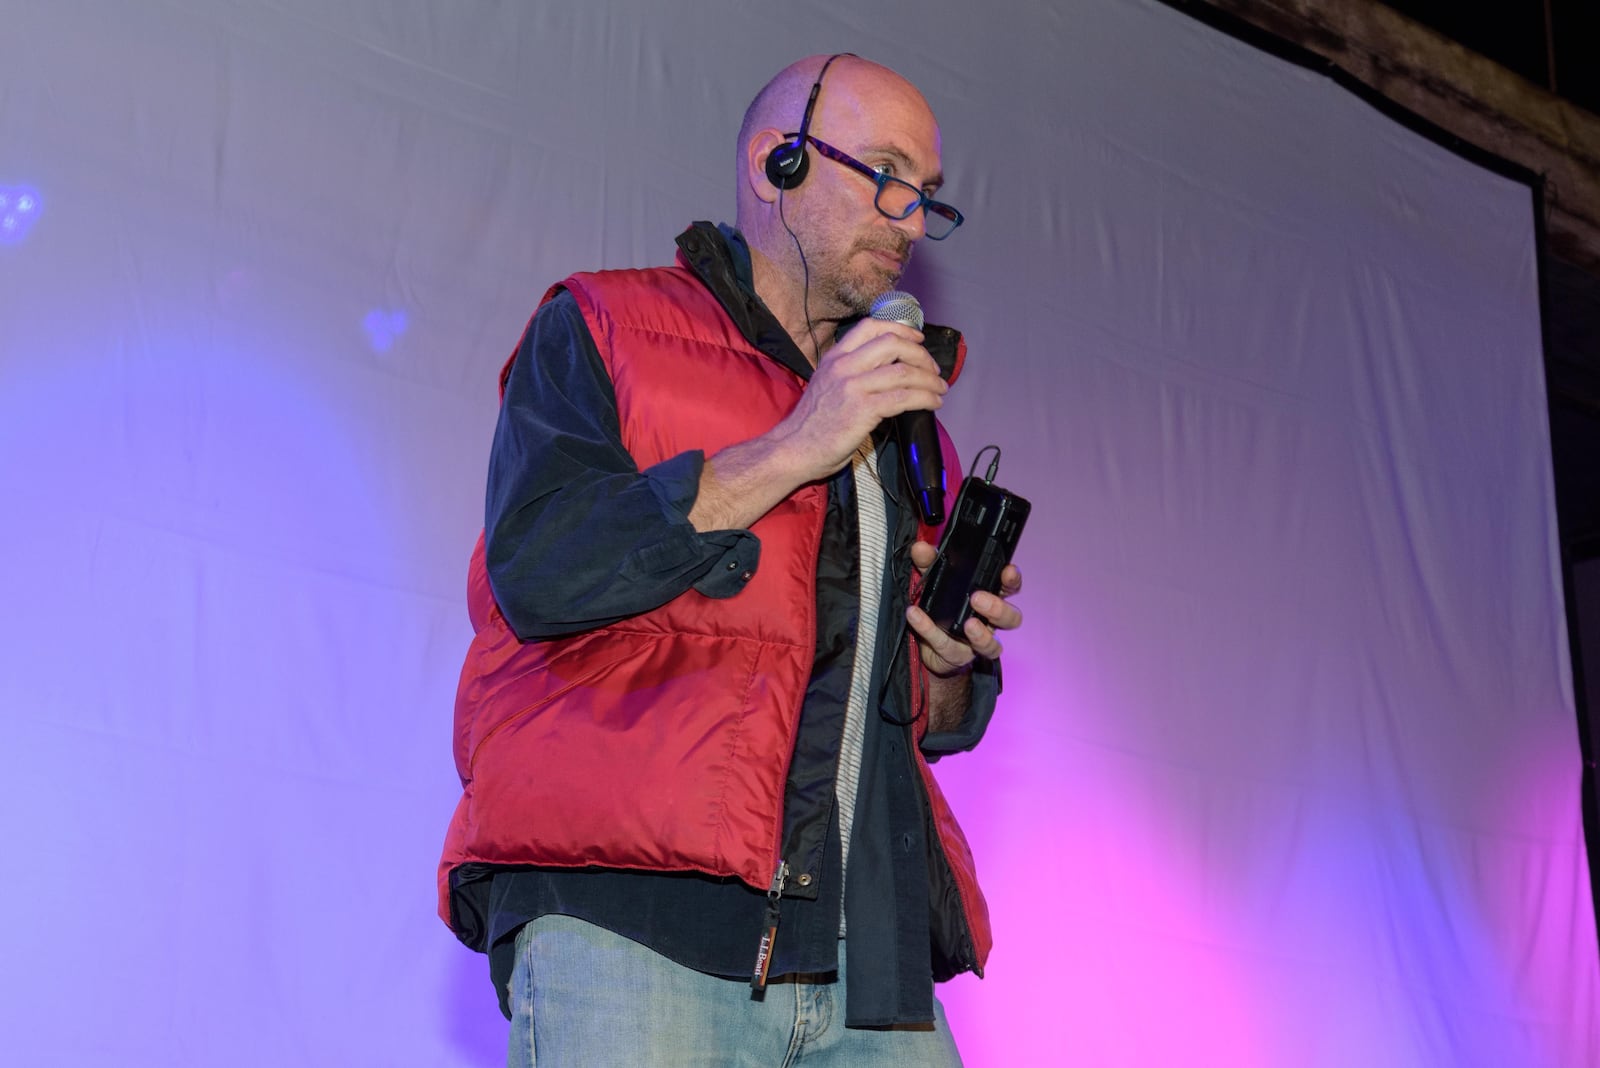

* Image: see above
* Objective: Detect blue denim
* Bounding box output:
[506,914,963,1067]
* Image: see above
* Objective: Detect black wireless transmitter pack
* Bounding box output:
[915,448,1030,641]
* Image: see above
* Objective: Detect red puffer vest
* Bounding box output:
[438,259,991,975]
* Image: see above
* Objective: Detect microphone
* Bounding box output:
[870,290,946,526]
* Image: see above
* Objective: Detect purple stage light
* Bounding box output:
[0,185,42,245]
[363,307,408,353]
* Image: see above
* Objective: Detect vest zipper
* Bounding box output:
[749,860,788,990]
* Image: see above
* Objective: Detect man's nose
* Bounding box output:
[889,204,926,242]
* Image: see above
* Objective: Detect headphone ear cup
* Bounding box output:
[765,140,809,190]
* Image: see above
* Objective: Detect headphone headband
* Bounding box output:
[765,53,855,190]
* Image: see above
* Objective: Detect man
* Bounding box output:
[438,54,1023,1066]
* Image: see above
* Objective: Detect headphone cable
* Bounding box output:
[776,185,822,362]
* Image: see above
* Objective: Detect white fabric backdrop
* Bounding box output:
[0,0,1591,1064]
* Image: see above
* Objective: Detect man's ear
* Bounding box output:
[746,129,790,205]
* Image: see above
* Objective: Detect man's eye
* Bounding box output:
[872,163,893,177]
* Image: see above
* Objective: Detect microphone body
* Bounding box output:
[869,290,946,527]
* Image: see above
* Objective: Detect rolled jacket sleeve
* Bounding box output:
[485,290,760,639]
[919,660,1002,759]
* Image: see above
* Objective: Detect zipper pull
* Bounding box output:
[750,861,788,991]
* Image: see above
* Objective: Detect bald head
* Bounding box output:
[735,55,940,223]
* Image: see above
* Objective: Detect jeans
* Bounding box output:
[506,913,964,1067]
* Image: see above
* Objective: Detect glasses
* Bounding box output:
[792,135,965,240]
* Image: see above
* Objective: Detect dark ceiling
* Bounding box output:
[1381,0,1600,111]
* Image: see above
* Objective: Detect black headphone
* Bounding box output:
[764,53,854,191]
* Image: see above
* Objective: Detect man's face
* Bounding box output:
[789,80,945,318]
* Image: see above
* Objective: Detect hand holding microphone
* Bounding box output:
[767,302,945,487]
[870,290,946,526]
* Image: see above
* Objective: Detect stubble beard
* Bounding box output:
[831,236,914,316]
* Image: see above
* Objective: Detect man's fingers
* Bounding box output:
[834,316,924,352]
[970,591,1022,631]
[829,328,939,378]
[962,615,1004,660]
[998,563,1023,597]
[908,602,1012,670]
[906,605,975,672]
[873,387,945,420]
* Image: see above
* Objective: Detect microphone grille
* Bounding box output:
[870,290,923,331]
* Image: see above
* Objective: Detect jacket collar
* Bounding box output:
[673,221,966,385]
